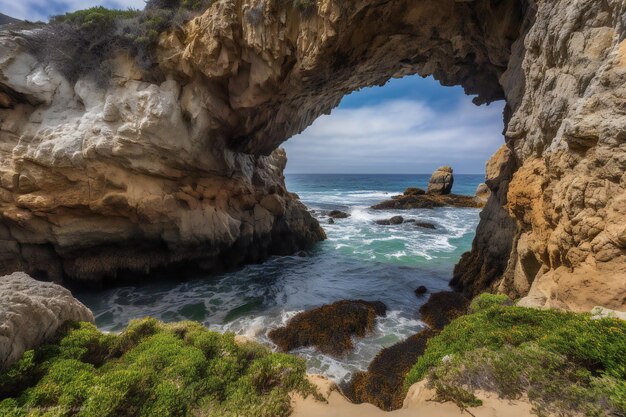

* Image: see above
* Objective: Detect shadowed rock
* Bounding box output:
[345,290,470,410]
[414,285,428,296]
[414,222,436,229]
[419,291,469,329]
[375,216,404,225]
[328,210,350,219]
[371,192,481,210]
[345,329,436,410]
[268,300,387,356]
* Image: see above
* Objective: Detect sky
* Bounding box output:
[1,1,506,175]
[0,0,146,21]
[284,76,505,174]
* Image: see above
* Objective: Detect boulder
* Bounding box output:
[427,166,454,195]
[375,216,404,225]
[414,222,436,230]
[268,300,387,356]
[0,272,94,370]
[328,210,350,219]
[414,285,428,296]
[474,182,491,205]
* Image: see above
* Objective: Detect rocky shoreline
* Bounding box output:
[370,167,485,210]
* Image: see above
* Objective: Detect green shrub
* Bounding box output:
[404,298,626,416]
[23,1,213,86]
[0,318,317,417]
[468,293,512,312]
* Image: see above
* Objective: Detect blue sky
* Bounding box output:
[1,1,506,175]
[284,76,505,174]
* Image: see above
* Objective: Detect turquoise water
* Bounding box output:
[76,174,484,383]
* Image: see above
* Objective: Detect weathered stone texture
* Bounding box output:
[0,272,94,370]
[0,0,623,310]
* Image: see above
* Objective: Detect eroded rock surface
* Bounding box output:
[427,166,454,195]
[0,272,94,370]
[0,0,623,309]
[454,0,626,311]
[371,192,482,210]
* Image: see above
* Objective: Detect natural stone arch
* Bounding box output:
[0,0,623,311]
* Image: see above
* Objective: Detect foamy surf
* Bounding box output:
[77,174,483,386]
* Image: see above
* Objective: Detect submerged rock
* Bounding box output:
[414,222,436,230]
[0,272,94,370]
[375,216,404,225]
[414,286,428,296]
[268,300,387,356]
[328,210,350,219]
[427,166,454,195]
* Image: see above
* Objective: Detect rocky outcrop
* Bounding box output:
[375,216,404,225]
[426,166,454,195]
[345,329,436,411]
[268,300,387,356]
[371,192,482,210]
[0,272,94,370]
[345,291,469,410]
[454,0,626,311]
[474,183,491,205]
[0,33,324,284]
[0,0,623,309]
[0,0,521,285]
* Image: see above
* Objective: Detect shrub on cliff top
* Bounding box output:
[22,1,212,86]
[0,318,317,417]
[405,293,626,416]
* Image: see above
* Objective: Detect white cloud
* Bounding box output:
[0,0,146,21]
[283,98,505,174]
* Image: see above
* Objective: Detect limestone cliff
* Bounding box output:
[454,0,626,311]
[0,0,624,310]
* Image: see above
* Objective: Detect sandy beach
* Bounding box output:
[291,375,535,417]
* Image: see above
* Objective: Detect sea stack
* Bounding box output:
[427,166,454,195]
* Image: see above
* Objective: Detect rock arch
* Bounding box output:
[0,0,623,310]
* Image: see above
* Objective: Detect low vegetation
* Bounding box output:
[405,293,626,416]
[21,0,319,86]
[22,0,213,85]
[0,318,318,417]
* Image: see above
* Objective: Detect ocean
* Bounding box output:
[76,174,484,384]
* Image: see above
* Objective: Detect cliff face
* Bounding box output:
[0,0,623,309]
[455,0,626,311]
[0,34,325,284]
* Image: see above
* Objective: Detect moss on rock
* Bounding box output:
[268,300,387,356]
[0,318,317,417]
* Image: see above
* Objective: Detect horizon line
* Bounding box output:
[284,172,486,176]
